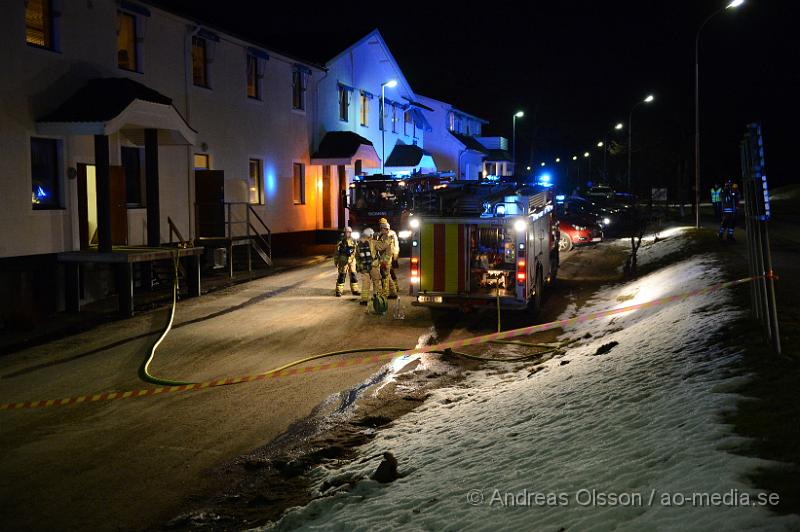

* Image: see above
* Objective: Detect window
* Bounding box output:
[192,37,209,87]
[392,104,398,133]
[246,54,260,99]
[25,0,53,49]
[359,91,369,127]
[248,159,263,204]
[338,85,349,121]
[117,11,138,72]
[448,112,455,132]
[193,153,209,170]
[30,137,61,209]
[404,111,412,136]
[292,163,305,204]
[121,146,145,207]
[292,69,306,110]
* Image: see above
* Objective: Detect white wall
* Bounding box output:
[0,0,325,260]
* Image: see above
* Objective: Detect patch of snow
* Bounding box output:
[266,256,798,531]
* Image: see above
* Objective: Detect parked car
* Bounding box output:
[563,195,630,233]
[586,185,615,200]
[558,214,603,251]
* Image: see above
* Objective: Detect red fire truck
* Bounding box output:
[408,184,559,313]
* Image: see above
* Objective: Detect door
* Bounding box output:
[337,165,347,228]
[76,164,95,250]
[109,166,127,245]
[322,165,332,228]
[195,170,225,237]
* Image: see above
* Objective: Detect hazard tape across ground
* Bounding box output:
[0,275,762,411]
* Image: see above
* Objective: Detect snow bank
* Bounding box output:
[267,255,798,531]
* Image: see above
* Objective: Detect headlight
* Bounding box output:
[603,217,611,225]
[571,224,586,231]
[496,205,506,216]
[513,219,527,232]
[409,218,420,229]
[398,230,412,239]
[351,231,360,240]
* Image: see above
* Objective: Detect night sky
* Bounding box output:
[152,0,798,194]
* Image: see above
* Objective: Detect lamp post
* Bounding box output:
[627,94,654,192]
[512,110,524,175]
[380,79,398,175]
[694,0,744,228]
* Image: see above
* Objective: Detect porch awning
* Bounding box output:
[36,78,197,145]
[311,131,380,167]
[385,143,437,173]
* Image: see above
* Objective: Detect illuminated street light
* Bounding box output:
[627,92,656,191]
[512,110,524,174]
[583,152,590,158]
[644,94,655,103]
[694,0,745,228]
[572,155,578,161]
[597,141,604,147]
[555,157,561,163]
[526,165,531,171]
[540,162,546,167]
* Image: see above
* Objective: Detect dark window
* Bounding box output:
[25,0,53,49]
[117,11,138,72]
[246,54,260,99]
[249,159,263,204]
[293,163,305,204]
[292,69,306,110]
[338,86,349,121]
[30,137,60,209]
[121,146,145,207]
[192,37,209,87]
[392,105,398,133]
[404,111,412,136]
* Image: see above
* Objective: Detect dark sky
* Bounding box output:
[152,0,798,193]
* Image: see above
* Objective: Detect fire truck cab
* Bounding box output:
[408,185,558,313]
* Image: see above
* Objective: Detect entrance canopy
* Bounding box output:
[36,78,196,145]
[385,143,437,174]
[311,131,380,167]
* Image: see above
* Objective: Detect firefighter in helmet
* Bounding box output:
[718,181,739,241]
[355,228,390,304]
[377,218,400,298]
[334,226,360,296]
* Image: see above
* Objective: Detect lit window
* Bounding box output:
[25,0,53,49]
[121,146,145,207]
[293,163,305,204]
[193,153,209,170]
[248,159,263,204]
[359,91,369,127]
[292,69,306,110]
[246,54,260,99]
[30,137,61,209]
[338,85,349,121]
[117,11,138,72]
[192,37,209,87]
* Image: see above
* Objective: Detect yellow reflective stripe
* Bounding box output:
[445,223,459,293]
[420,223,435,291]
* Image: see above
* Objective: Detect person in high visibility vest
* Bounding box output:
[377,218,400,298]
[334,226,361,297]
[718,181,738,241]
[710,183,723,221]
[355,228,389,304]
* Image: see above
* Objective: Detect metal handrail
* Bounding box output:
[167,216,186,246]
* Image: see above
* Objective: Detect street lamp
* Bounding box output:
[380,79,398,174]
[627,93,655,191]
[540,162,546,167]
[694,0,745,228]
[555,157,561,163]
[596,141,604,148]
[614,122,624,130]
[512,111,524,175]
[572,155,578,161]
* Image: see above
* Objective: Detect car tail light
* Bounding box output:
[517,259,526,282]
[410,257,419,284]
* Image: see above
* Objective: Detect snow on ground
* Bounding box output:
[614,226,693,272]
[266,251,799,531]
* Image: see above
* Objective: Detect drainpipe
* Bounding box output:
[314,68,329,231]
[184,25,201,240]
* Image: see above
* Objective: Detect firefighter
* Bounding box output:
[377,218,400,298]
[718,181,738,241]
[355,228,389,304]
[710,183,723,221]
[334,226,360,296]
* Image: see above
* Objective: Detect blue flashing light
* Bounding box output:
[555,194,566,203]
[536,172,554,188]
[35,186,48,200]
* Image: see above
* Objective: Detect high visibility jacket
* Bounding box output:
[378,230,399,260]
[711,187,722,203]
[356,238,389,273]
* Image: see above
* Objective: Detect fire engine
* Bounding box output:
[408,183,558,313]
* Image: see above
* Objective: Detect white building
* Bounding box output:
[313,29,434,181]
[417,95,513,180]
[0,0,331,324]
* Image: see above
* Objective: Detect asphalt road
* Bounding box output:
[0,259,444,531]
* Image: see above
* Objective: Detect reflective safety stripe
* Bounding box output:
[420,223,435,291]
[445,224,459,293]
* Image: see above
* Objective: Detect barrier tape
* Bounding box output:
[0,275,762,411]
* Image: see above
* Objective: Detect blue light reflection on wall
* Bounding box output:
[264,162,277,200]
